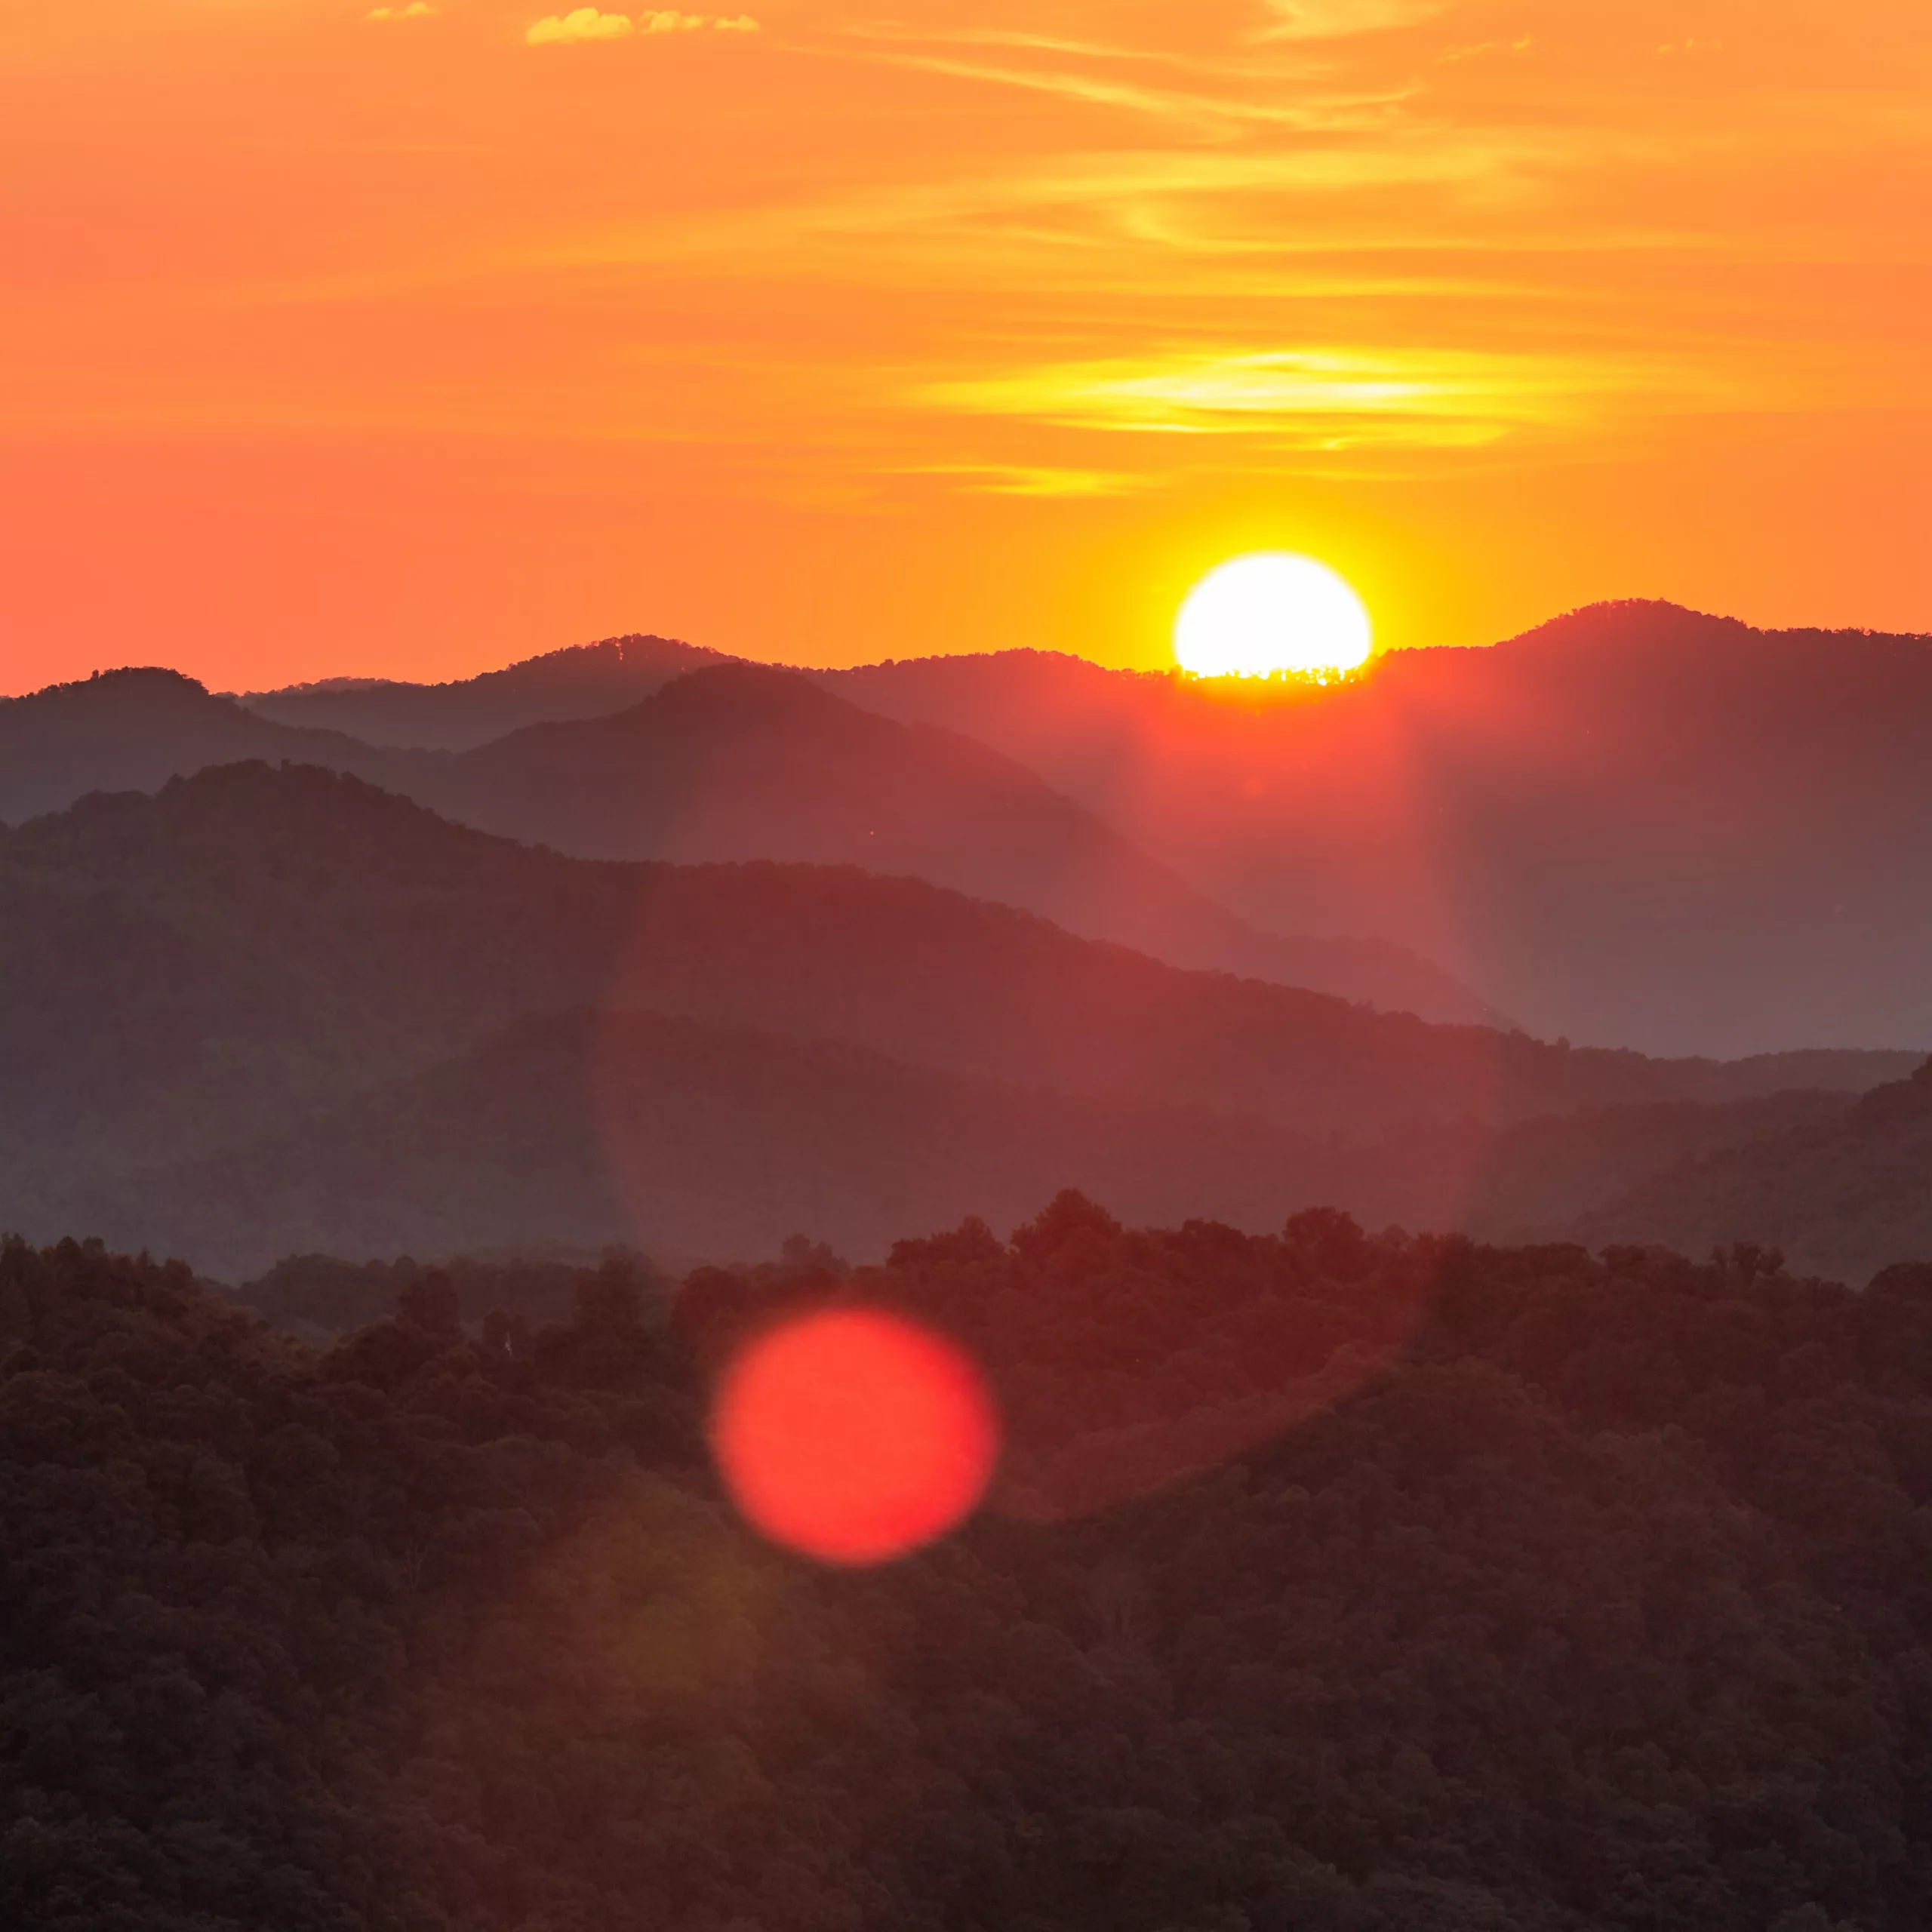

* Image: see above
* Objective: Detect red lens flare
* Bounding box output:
[709,1309,1000,1566]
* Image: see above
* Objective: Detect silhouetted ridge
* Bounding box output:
[42,758,524,875]
[8,654,1503,1020]
[241,630,734,749]
[20,663,213,700]
[0,667,406,825]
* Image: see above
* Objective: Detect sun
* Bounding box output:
[1174,552,1374,678]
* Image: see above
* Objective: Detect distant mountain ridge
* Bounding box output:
[0,666,408,824]
[407,662,1503,1023]
[823,602,1932,1057]
[235,632,733,749]
[4,659,1500,1024]
[16,595,1932,1054]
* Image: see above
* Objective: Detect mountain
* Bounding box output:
[414,662,1502,1023]
[69,1008,1860,1281]
[1,762,1913,1272]
[1573,1056,1932,1284]
[161,598,1932,1054]
[0,666,408,823]
[236,631,732,748]
[821,603,1932,1057]
[2,660,1496,1023]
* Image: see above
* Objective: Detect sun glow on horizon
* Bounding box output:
[5,2,1931,691]
[1174,553,1374,680]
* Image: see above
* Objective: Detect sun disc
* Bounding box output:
[1174,552,1373,678]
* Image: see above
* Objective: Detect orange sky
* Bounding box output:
[2,0,1928,694]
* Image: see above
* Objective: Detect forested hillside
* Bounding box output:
[1576,1057,1932,1284]
[82,1008,1863,1284]
[7,1216,1932,1930]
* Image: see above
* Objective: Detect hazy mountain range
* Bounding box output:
[0,759,1918,1278]
[0,663,1494,1024]
[196,595,1932,1057]
[4,597,1930,1283]
[232,631,731,748]
[826,603,1932,1057]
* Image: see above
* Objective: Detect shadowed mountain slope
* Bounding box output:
[1,763,1914,1273]
[238,632,732,748]
[1574,1057,1932,1284]
[49,1009,1859,1281]
[823,603,1932,1057]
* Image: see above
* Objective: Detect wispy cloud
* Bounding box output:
[365,2,436,19]
[894,462,1144,497]
[525,8,757,42]
[838,24,1174,65]
[913,344,1724,452]
[867,51,1392,137]
[526,8,634,45]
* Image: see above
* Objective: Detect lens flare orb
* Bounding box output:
[710,1309,999,1565]
[1175,552,1373,678]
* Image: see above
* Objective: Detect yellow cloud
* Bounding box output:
[526,8,635,45]
[869,52,1364,136]
[897,463,1143,497]
[913,346,1714,452]
[365,2,436,18]
[523,8,749,41]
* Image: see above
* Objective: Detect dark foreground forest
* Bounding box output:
[6,1208,1932,1932]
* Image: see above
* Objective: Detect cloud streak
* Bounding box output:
[914,343,1737,453]
[526,8,634,45]
[525,8,758,42]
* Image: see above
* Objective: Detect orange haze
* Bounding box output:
[2,1,1928,693]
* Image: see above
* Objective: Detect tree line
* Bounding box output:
[5,1204,1931,1930]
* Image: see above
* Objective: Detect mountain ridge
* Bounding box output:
[2,759,1916,1275]
[5,659,1502,1024]
[413,660,1505,1024]
[236,631,734,748]
[822,602,1932,1055]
